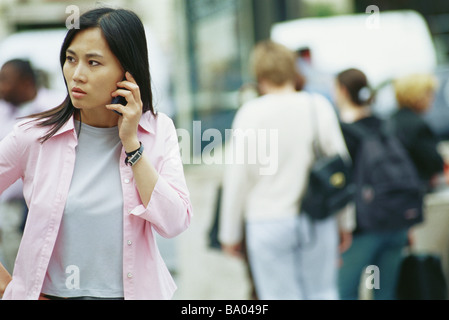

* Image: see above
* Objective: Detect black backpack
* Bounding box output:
[348,121,424,231]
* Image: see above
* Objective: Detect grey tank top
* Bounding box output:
[42,120,124,298]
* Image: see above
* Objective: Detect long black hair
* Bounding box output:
[30,7,155,143]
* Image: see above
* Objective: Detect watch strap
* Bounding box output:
[125,142,144,166]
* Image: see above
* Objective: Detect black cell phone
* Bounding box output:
[111,95,127,105]
[111,76,127,115]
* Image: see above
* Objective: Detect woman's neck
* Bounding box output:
[75,108,119,128]
[339,102,372,123]
[259,80,296,95]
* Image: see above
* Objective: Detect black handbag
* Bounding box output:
[397,253,448,300]
[301,100,354,220]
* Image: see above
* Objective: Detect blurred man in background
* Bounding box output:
[0,59,63,273]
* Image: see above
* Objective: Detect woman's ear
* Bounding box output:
[338,82,349,98]
[339,83,352,104]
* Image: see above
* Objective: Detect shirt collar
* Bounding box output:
[52,116,76,138]
[138,111,156,135]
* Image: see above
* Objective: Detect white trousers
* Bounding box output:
[245,213,339,300]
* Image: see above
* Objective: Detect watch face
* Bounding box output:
[125,143,144,166]
[129,151,142,166]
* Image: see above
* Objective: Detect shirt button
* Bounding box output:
[127,272,133,278]
[127,240,133,246]
[124,179,130,184]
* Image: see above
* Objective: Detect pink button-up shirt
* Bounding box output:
[0,111,192,300]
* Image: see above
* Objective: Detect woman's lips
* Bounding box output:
[71,88,87,99]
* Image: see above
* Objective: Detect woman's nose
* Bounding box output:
[72,64,87,83]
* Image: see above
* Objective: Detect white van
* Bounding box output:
[271,10,438,117]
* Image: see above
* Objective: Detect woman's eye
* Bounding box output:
[66,56,76,63]
[89,60,100,66]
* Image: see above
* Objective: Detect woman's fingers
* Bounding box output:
[108,72,142,115]
[114,73,142,109]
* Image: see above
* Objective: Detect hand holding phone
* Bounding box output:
[111,77,128,115]
[111,96,127,116]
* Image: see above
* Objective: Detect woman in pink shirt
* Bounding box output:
[0,7,192,300]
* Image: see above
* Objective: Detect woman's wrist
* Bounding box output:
[122,137,141,154]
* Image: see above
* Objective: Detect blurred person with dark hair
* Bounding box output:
[0,59,63,275]
[391,73,444,190]
[335,68,409,300]
[219,40,350,300]
[0,59,63,136]
[0,59,38,108]
[0,7,191,300]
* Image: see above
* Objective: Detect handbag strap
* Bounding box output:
[309,94,324,159]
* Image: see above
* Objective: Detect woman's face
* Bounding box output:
[63,27,124,115]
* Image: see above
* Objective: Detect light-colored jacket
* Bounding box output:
[0,111,192,300]
[219,92,353,245]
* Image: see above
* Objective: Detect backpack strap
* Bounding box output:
[382,117,397,136]
[341,121,371,140]
[343,117,390,141]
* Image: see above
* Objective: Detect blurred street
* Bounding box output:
[163,163,253,300]
[162,158,449,300]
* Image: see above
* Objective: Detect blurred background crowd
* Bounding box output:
[1,0,449,300]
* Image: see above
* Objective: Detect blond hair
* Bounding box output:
[250,40,297,86]
[394,73,438,112]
